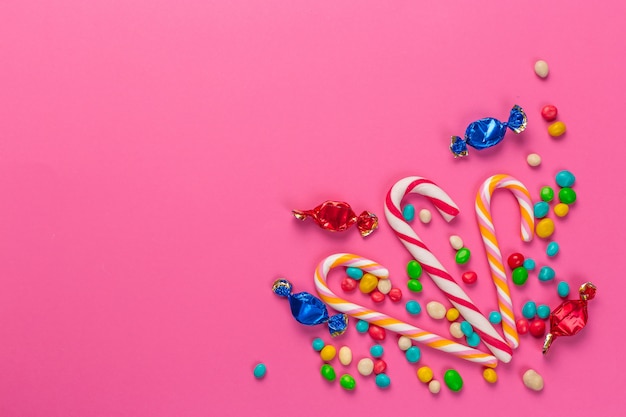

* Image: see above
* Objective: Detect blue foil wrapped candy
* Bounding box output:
[273,279,348,336]
[450,105,528,157]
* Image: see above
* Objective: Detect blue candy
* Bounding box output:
[460,321,474,337]
[546,242,560,257]
[375,373,391,388]
[370,344,384,358]
[402,204,416,222]
[533,201,550,218]
[537,304,551,319]
[405,300,422,315]
[253,363,267,379]
[555,170,576,188]
[489,311,502,324]
[523,258,536,270]
[356,320,369,333]
[312,338,325,351]
[466,332,480,347]
[346,267,364,280]
[522,301,537,319]
[538,266,556,281]
[405,346,421,363]
[557,281,570,298]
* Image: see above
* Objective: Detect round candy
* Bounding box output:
[540,186,555,202]
[312,338,325,351]
[320,364,336,381]
[373,359,387,374]
[522,301,537,319]
[466,332,480,347]
[356,320,369,333]
[559,187,577,204]
[444,369,464,392]
[446,308,460,322]
[523,258,536,270]
[460,321,474,337]
[368,324,386,341]
[507,252,525,269]
[450,322,464,339]
[428,379,441,394]
[419,209,432,224]
[449,235,464,250]
[489,311,502,324]
[405,346,421,363]
[523,369,544,391]
[462,270,478,284]
[548,121,567,137]
[339,374,356,390]
[320,345,336,361]
[339,346,353,366]
[417,366,434,383]
[529,319,546,338]
[357,358,374,376]
[359,273,378,293]
[407,279,423,293]
[398,336,412,351]
[536,218,555,239]
[554,203,570,217]
[407,260,423,279]
[370,344,384,358]
[516,318,529,334]
[527,153,542,167]
[534,60,549,78]
[541,104,558,121]
[341,276,358,292]
[388,288,403,302]
[557,281,570,298]
[402,204,416,222]
[533,201,550,218]
[555,170,576,187]
[406,300,422,315]
[426,301,446,319]
[538,266,556,282]
[455,247,471,264]
[512,266,529,285]
[546,241,560,257]
[370,290,385,303]
[253,363,267,379]
[536,304,551,320]
[346,267,363,280]
[375,373,391,388]
[377,278,392,294]
[483,368,498,384]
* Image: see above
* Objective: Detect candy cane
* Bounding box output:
[475,174,534,349]
[385,176,513,363]
[314,253,499,367]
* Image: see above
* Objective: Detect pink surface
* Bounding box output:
[1,1,624,416]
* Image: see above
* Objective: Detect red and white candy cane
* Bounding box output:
[475,174,534,349]
[314,253,499,367]
[385,176,512,363]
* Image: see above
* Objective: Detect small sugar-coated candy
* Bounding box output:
[483,368,498,384]
[449,235,464,250]
[388,288,403,302]
[370,344,384,358]
[339,374,356,390]
[320,364,336,381]
[507,252,525,269]
[466,332,480,347]
[253,363,267,379]
[346,267,363,280]
[534,60,549,78]
[368,324,386,341]
[407,279,423,292]
[320,345,336,361]
[359,273,378,293]
[557,281,570,298]
[516,318,529,334]
[546,241,560,257]
[341,276,358,292]
[523,369,544,391]
[536,218,555,239]
[559,187,577,204]
[406,300,422,315]
[375,373,391,388]
[522,301,537,319]
[541,104,558,121]
[417,366,434,383]
[523,258,536,270]
[555,170,575,188]
[460,321,474,337]
[428,380,441,394]
[356,320,369,333]
[357,358,374,376]
[548,121,567,137]
[407,260,423,279]
[446,308,460,321]
[533,201,550,218]
[527,153,542,167]
[312,338,325,351]
[529,319,546,338]
[377,278,392,294]
[455,247,471,264]
[536,304,551,320]
[339,346,353,366]
[450,322,464,339]
[370,290,385,303]
[444,369,464,392]
[419,209,432,224]
[540,186,555,202]
[405,346,421,363]
[462,270,478,284]
[398,336,412,351]
[403,204,416,222]
[426,301,446,319]
[489,311,502,324]
[554,203,569,217]
[512,266,529,285]
[373,359,387,374]
[538,266,556,281]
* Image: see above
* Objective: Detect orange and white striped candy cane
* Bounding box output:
[475,174,534,349]
[314,253,499,368]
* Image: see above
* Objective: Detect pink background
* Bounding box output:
[1,1,625,416]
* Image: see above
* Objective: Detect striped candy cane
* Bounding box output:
[314,253,499,367]
[385,176,512,363]
[475,174,534,349]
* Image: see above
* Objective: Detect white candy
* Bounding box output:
[523,369,544,391]
[426,301,446,320]
[428,379,441,394]
[534,60,549,78]
[449,322,464,339]
[377,278,392,295]
[419,209,432,224]
[398,336,412,351]
[357,358,374,376]
[449,235,464,250]
[339,346,352,366]
[527,153,542,167]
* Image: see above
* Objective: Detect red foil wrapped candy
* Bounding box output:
[292,200,378,237]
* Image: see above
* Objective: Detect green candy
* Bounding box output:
[406,260,423,279]
[407,279,423,292]
[455,247,471,264]
[444,369,463,392]
[540,186,554,202]
[558,187,577,205]
[512,266,529,285]
[320,364,336,381]
[339,374,356,390]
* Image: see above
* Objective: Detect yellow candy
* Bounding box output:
[320,345,336,362]
[446,308,460,322]
[554,203,569,217]
[417,366,434,383]
[548,121,567,137]
[483,368,498,384]
[359,273,378,293]
[536,218,555,239]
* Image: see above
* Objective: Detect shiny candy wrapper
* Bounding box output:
[273,279,348,336]
[292,200,378,237]
[450,105,528,157]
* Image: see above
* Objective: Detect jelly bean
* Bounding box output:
[466,332,480,347]
[357,358,374,376]
[512,266,529,285]
[449,235,464,250]
[546,241,560,257]
[527,153,542,167]
[359,273,378,293]
[557,281,570,298]
[522,301,537,319]
[462,271,478,284]
[483,368,498,384]
[516,318,529,334]
[346,267,363,280]
[356,320,369,333]
[529,319,546,338]
[375,373,391,388]
[446,308,460,322]
[370,290,385,303]
[523,258,536,270]
[449,322,464,339]
[489,311,502,324]
[460,321,474,337]
[554,203,569,217]
[417,366,434,383]
[406,300,422,315]
[538,266,556,281]
[536,304,551,320]
[455,247,471,264]
[407,260,423,279]
[320,345,336,361]
[507,252,525,269]
[426,301,446,319]
[312,338,325,351]
[559,187,577,204]
[388,288,402,302]
[377,278,392,294]
[370,344,384,358]
[541,104,558,121]
[253,363,267,379]
[402,204,415,222]
[339,346,353,366]
[428,380,441,394]
[339,374,356,390]
[534,60,549,78]
[407,279,423,293]
[419,209,432,224]
[444,369,464,392]
[398,336,412,351]
[405,346,421,363]
[533,201,549,218]
[320,364,336,381]
[540,186,555,202]
[373,359,387,374]
[536,218,555,239]
[523,369,544,391]
[548,121,566,137]
[555,170,575,188]
[368,324,386,341]
[341,276,358,292]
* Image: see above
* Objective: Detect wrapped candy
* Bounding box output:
[450,105,528,157]
[292,200,378,237]
[273,279,348,336]
[543,282,597,354]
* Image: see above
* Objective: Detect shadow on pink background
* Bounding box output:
[1,1,624,416]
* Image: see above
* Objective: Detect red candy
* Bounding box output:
[541,105,558,122]
[373,359,387,375]
[292,200,379,237]
[371,290,385,303]
[507,253,525,269]
[529,319,546,338]
[516,318,529,335]
[461,271,478,284]
[341,276,357,292]
[388,288,403,302]
[368,324,386,341]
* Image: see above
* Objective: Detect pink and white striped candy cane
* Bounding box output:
[385,176,513,363]
[475,174,534,349]
[314,253,499,367]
